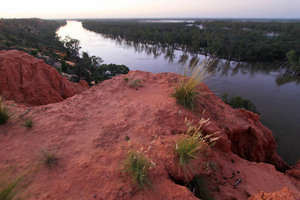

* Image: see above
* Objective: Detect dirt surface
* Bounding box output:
[0,70,299,199]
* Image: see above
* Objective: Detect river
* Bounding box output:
[57,20,300,165]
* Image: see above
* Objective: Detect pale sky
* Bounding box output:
[1,0,300,19]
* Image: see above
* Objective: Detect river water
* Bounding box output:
[57,20,300,165]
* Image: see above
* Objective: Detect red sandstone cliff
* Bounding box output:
[0,50,88,105]
[0,70,298,199]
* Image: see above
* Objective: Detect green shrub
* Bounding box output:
[171,61,212,111]
[222,93,258,114]
[122,150,152,190]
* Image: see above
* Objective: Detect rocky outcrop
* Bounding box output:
[0,70,298,199]
[248,187,300,200]
[195,84,289,171]
[0,50,88,105]
[286,159,300,180]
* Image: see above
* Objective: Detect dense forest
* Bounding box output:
[82,19,300,73]
[0,18,67,57]
[0,18,129,84]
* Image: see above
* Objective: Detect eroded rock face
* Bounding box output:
[196,84,289,172]
[286,159,300,180]
[248,187,300,200]
[0,50,88,105]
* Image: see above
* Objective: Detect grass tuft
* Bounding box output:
[175,117,220,178]
[122,150,152,190]
[0,97,12,125]
[171,61,213,111]
[41,147,59,169]
[0,173,25,200]
[21,118,33,128]
[128,79,143,88]
[175,136,203,175]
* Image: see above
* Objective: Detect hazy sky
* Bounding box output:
[1,0,300,19]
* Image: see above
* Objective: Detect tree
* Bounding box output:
[94,64,129,83]
[63,36,81,59]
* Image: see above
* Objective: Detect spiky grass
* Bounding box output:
[21,118,33,128]
[0,173,25,200]
[41,148,59,169]
[0,97,12,125]
[175,116,220,177]
[175,136,204,175]
[122,150,152,190]
[171,61,213,111]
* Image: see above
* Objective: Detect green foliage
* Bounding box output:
[94,64,130,83]
[171,62,211,110]
[222,93,258,114]
[82,19,300,62]
[122,150,152,190]
[63,36,81,59]
[0,173,25,200]
[21,118,33,128]
[0,99,12,125]
[286,50,300,73]
[30,50,38,56]
[0,18,67,63]
[41,147,59,169]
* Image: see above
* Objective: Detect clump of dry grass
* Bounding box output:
[40,147,59,169]
[175,116,220,178]
[171,61,213,111]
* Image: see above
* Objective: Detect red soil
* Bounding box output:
[0,50,88,105]
[249,187,300,200]
[0,70,299,199]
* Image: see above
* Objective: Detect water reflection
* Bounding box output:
[99,33,300,86]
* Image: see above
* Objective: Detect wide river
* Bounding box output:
[57,21,300,165]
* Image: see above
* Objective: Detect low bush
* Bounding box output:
[222,93,258,114]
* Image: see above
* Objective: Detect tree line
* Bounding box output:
[82,19,300,74]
